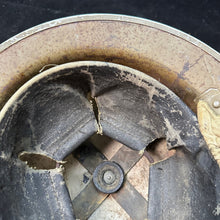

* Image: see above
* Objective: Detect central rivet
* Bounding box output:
[103,170,116,184]
[93,161,124,194]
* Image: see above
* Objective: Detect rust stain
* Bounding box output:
[0,20,219,111]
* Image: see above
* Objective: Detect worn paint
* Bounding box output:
[0,15,219,113]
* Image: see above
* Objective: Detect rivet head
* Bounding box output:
[93,161,124,194]
[213,100,220,108]
[103,170,116,184]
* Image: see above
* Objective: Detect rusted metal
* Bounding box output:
[0,14,219,113]
[65,137,146,219]
[0,14,219,219]
[146,138,176,163]
[144,150,155,163]
[68,137,147,219]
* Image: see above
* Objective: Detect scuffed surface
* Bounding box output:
[0,159,75,220]
[148,149,218,220]
[0,61,219,219]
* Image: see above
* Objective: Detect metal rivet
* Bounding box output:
[103,170,116,184]
[93,161,124,194]
[213,100,220,108]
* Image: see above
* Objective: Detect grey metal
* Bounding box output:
[93,161,124,194]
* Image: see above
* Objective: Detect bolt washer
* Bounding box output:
[93,161,124,194]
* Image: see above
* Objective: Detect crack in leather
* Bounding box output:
[0,61,219,219]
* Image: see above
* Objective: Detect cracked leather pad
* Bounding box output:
[0,61,219,219]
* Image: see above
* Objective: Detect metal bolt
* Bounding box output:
[213,100,220,108]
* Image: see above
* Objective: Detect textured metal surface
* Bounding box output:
[0,15,219,113]
[66,136,175,220]
[66,136,149,219]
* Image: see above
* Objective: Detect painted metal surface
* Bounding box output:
[0,14,219,112]
[0,14,220,219]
